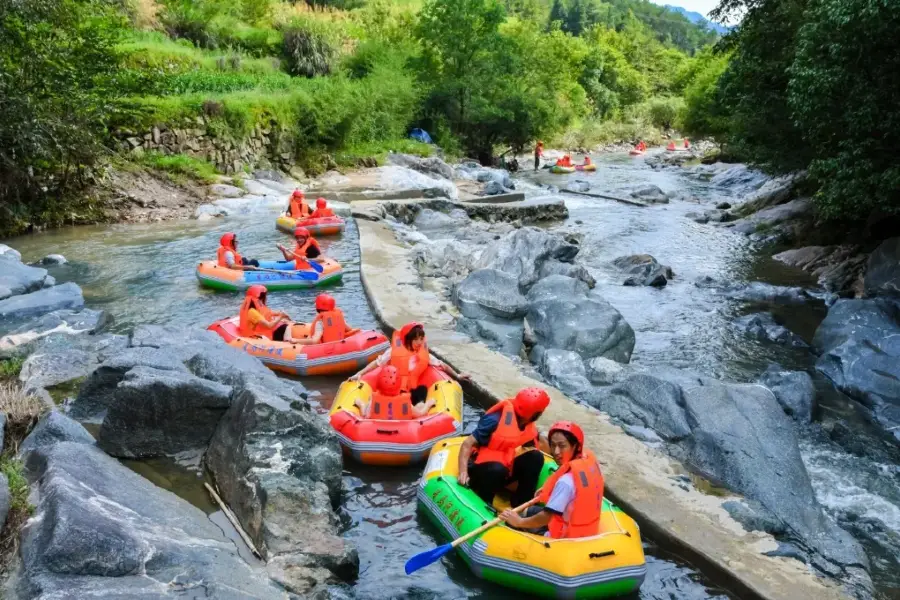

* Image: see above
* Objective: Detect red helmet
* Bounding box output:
[399,321,424,341]
[315,293,335,311]
[549,421,585,452]
[378,366,402,396]
[220,232,236,249]
[294,226,310,239]
[246,284,267,303]
[292,189,305,199]
[513,387,550,421]
[316,197,327,209]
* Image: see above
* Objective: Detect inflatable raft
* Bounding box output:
[195,257,343,291]
[207,316,388,376]
[550,165,576,174]
[329,366,463,466]
[276,214,345,236]
[575,164,597,172]
[418,438,646,598]
[628,149,645,156]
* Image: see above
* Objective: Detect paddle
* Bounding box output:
[404,497,540,575]
[277,244,325,273]
[244,266,319,280]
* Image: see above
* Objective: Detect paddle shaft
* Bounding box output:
[277,245,324,271]
[451,497,540,549]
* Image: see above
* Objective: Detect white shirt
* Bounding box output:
[374,347,442,371]
[223,250,236,267]
[543,473,575,537]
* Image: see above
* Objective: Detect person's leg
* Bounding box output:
[241,257,260,267]
[509,449,545,506]
[467,461,509,506]
[410,385,427,405]
[271,324,288,342]
[534,156,539,171]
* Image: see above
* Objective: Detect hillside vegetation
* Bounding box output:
[0,0,719,236]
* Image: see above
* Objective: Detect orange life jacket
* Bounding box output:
[473,399,539,470]
[311,308,347,343]
[583,157,592,166]
[238,297,277,338]
[217,245,242,268]
[368,391,414,420]
[389,331,430,392]
[293,238,320,270]
[537,450,604,539]
[310,207,335,218]
[290,199,311,219]
[666,141,676,151]
[683,139,691,149]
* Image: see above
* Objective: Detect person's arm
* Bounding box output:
[350,348,388,380]
[457,435,478,486]
[500,508,552,530]
[433,356,470,382]
[277,244,293,261]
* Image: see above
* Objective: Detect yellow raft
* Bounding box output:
[417,437,646,598]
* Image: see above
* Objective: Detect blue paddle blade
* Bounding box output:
[404,543,452,575]
[309,260,324,273]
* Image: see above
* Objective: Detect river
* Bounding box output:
[4,152,898,599]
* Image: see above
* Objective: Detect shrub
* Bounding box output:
[282,23,336,77]
[645,96,684,130]
[137,151,219,184]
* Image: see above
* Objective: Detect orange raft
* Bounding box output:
[276,214,346,236]
[329,366,464,466]
[207,316,389,376]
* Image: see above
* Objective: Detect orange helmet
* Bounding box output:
[294,226,310,239]
[292,189,305,199]
[315,293,335,311]
[399,321,423,340]
[220,232,237,250]
[378,366,402,396]
[316,197,327,209]
[246,284,267,305]
[549,421,584,451]
[513,387,550,421]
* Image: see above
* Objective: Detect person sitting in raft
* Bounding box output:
[277,226,322,269]
[457,387,551,507]
[499,420,604,538]
[683,138,691,149]
[582,155,592,166]
[555,154,573,168]
[287,190,311,219]
[306,293,358,344]
[354,365,436,419]
[349,322,470,404]
[238,285,301,343]
[217,232,259,270]
[309,197,336,219]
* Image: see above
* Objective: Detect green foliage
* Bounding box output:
[679,50,728,137]
[334,139,433,167]
[0,357,24,381]
[281,21,337,77]
[0,456,30,513]
[136,151,219,184]
[644,96,683,129]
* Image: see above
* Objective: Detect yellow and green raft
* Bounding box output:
[417,437,646,599]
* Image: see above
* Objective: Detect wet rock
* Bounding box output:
[387,153,454,180]
[758,364,816,423]
[413,208,469,231]
[0,244,22,260]
[457,316,524,357]
[722,499,786,535]
[0,473,8,531]
[630,185,669,204]
[244,179,283,197]
[773,245,867,295]
[734,312,808,347]
[40,254,66,265]
[565,180,591,193]
[195,203,227,219]
[19,347,97,393]
[865,237,900,298]
[0,308,108,352]
[253,169,289,183]
[738,172,805,212]
[0,282,84,334]
[709,164,768,192]
[483,180,508,195]
[531,347,592,397]
[98,366,233,459]
[17,441,284,599]
[475,227,580,291]
[256,178,296,195]
[716,202,732,210]
[538,259,596,288]
[18,411,95,458]
[0,287,10,301]
[0,253,48,297]
[686,211,709,224]
[729,198,812,235]
[413,239,478,284]
[695,276,815,305]
[208,183,244,198]
[613,254,673,288]
[586,357,628,386]
[206,383,358,593]
[526,275,589,303]
[453,269,528,320]
[813,298,900,440]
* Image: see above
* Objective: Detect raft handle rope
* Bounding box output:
[589,550,616,559]
[376,429,400,435]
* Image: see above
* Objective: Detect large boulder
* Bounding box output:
[589,370,869,579]
[695,276,815,306]
[453,269,528,320]
[19,347,98,394]
[774,245,868,295]
[734,312,808,347]
[0,282,84,333]
[0,253,48,297]
[98,366,233,458]
[629,185,669,204]
[17,441,285,599]
[0,244,22,260]
[412,208,469,231]
[413,239,479,284]
[758,365,816,423]
[474,227,579,291]
[0,308,108,353]
[206,384,358,595]
[813,298,900,440]
[730,198,812,235]
[612,254,673,288]
[531,347,592,397]
[865,237,900,298]
[538,259,596,288]
[18,411,95,457]
[387,154,455,180]
[709,164,768,192]
[456,316,524,357]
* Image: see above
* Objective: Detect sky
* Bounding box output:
[649,0,721,19]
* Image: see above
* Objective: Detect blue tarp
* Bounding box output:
[409,128,433,144]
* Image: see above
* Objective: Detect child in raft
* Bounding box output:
[353,365,436,419]
[304,293,359,344]
[276,226,321,269]
[217,232,260,270]
[309,197,335,219]
[238,285,304,343]
[499,420,604,538]
[287,190,311,219]
[349,322,469,404]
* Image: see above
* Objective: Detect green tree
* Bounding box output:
[679,50,729,137]
[548,0,566,28]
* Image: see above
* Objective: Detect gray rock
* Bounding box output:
[0,473,8,532]
[695,277,814,306]
[253,169,289,183]
[739,172,805,212]
[413,208,469,231]
[0,282,84,333]
[208,183,245,198]
[18,411,95,458]
[630,185,669,203]
[453,269,528,320]
[41,275,55,288]
[18,442,284,599]
[813,298,900,440]
[722,499,786,535]
[865,237,900,298]
[537,259,596,288]
[0,286,10,301]
[483,180,508,195]
[526,275,590,303]
[243,179,283,196]
[457,316,524,357]
[758,365,816,422]
[256,178,296,194]
[565,180,591,193]
[734,312,808,347]
[475,227,580,291]
[0,253,48,297]
[586,357,628,386]
[773,245,867,295]
[98,366,233,459]
[0,309,109,356]
[531,347,591,397]
[206,384,358,594]
[40,254,66,265]
[388,154,455,180]
[709,164,768,192]
[730,198,812,235]
[613,254,674,287]
[19,347,97,392]
[686,211,709,224]
[716,202,732,210]
[526,292,635,363]
[0,243,22,260]
[0,411,5,451]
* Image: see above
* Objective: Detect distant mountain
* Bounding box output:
[664,5,731,34]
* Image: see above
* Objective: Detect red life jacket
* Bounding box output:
[293,237,320,270]
[389,331,430,392]
[473,399,539,470]
[666,141,676,151]
[290,199,311,219]
[217,245,242,268]
[238,297,277,338]
[311,309,347,343]
[310,207,335,218]
[537,450,604,539]
[368,391,414,420]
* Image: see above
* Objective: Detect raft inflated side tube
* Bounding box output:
[277,214,346,236]
[195,257,343,291]
[550,165,576,174]
[417,438,646,598]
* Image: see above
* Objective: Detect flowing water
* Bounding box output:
[6,152,898,598]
